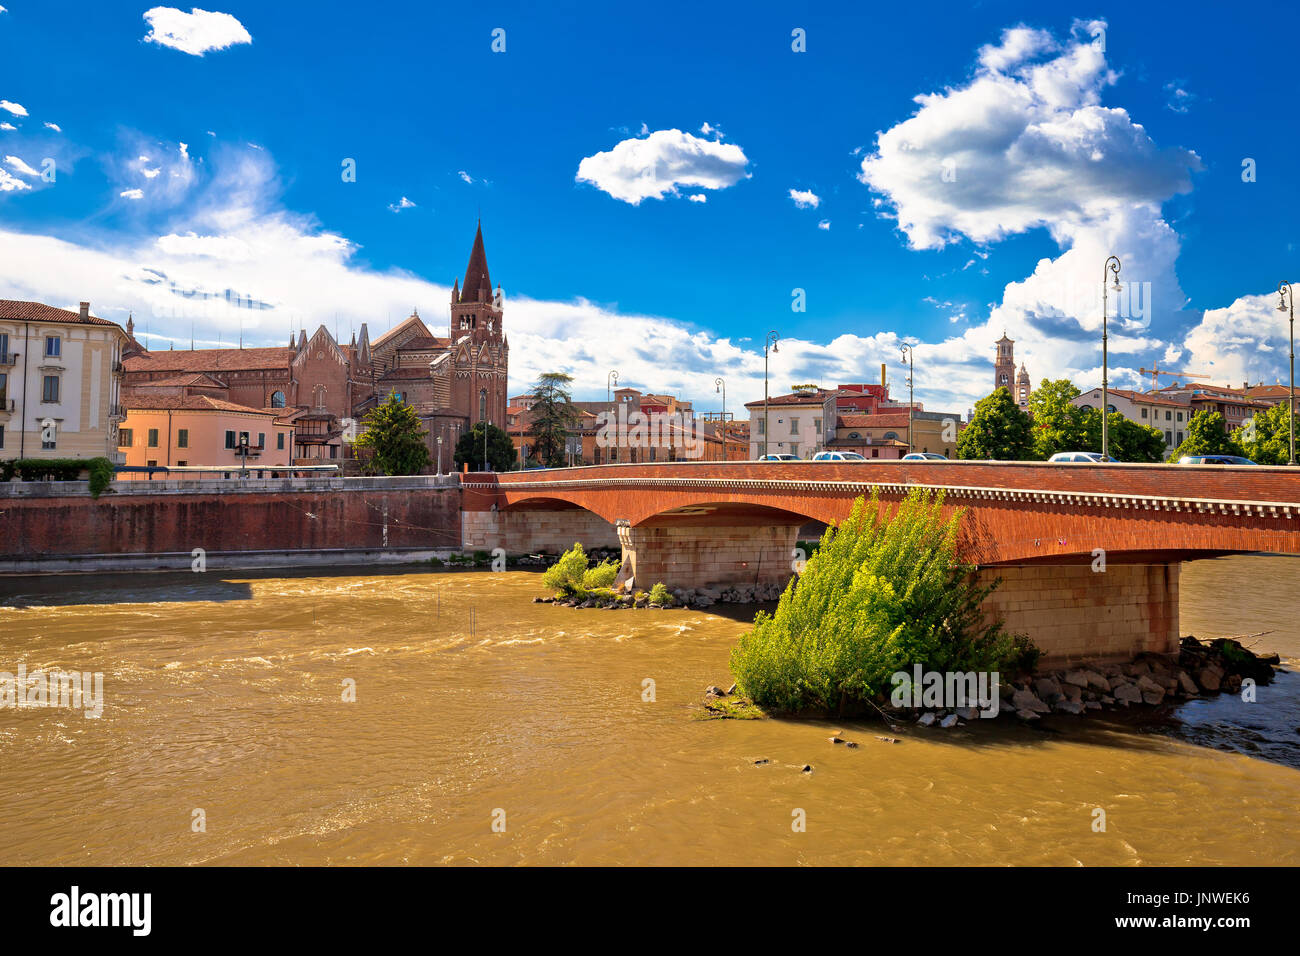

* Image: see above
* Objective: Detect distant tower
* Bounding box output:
[449,221,508,429]
[1016,362,1031,409]
[994,332,1016,393]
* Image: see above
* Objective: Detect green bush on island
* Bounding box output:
[729,489,1036,714]
[647,582,673,606]
[541,542,592,596]
[581,558,620,591]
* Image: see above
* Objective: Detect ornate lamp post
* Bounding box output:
[900,343,915,456]
[1279,281,1296,466]
[607,369,619,405]
[714,377,726,460]
[1101,255,1122,460]
[763,331,779,458]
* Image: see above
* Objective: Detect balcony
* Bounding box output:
[0,351,17,367]
[0,397,13,416]
[109,403,126,421]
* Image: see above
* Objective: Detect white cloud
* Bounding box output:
[788,188,820,209]
[853,20,1221,401]
[120,188,145,200]
[142,6,252,56]
[687,193,707,203]
[1164,82,1196,114]
[44,121,61,132]
[817,219,830,230]
[0,100,27,117]
[0,123,14,131]
[4,154,39,177]
[576,128,750,204]
[0,168,29,192]
[388,196,416,212]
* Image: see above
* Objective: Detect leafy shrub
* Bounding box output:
[647,582,673,606]
[581,558,620,591]
[1,457,114,498]
[729,490,1031,713]
[541,542,590,596]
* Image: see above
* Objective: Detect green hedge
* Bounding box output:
[1,457,115,498]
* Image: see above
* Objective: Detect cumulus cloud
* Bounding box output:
[855,19,1219,399]
[788,188,820,209]
[120,188,145,200]
[0,100,27,117]
[0,167,29,192]
[4,154,39,177]
[817,219,830,230]
[388,196,416,212]
[142,6,252,56]
[0,123,14,131]
[687,193,707,203]
[575,128,750,204]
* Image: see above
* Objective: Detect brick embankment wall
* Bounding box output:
[977,562,1179,667]
[0,476,462,570]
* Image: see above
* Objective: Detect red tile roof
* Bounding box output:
[837,413,911,429]
[0,298,125,330]
[744,390,836,408]
[125,347,292,373]
[124,394,279,415]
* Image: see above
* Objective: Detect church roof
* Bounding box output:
[458,222,492,303]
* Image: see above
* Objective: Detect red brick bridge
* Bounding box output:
[463,461,1300,664]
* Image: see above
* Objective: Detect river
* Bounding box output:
[1,554,1297,866]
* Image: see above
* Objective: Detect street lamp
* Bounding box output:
[900,343,915,455]
[1101,255,1122,460]
[1278,281,1296,466]
[715,377,726,460]
[763,331,779,458]
[436,434,443,476]
[607,369,619,405]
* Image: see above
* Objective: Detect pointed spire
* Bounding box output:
[126,312,135,337]
[459,220,492,303]
[290,330,296,348]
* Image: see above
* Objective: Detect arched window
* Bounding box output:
[313,384,326,409]
[999,374,1009,384]
[479,388,487,422]
[270,390,286,408]
[884,431,899,441]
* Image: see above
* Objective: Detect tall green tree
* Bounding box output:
[1234,400,1299,464]
[454,421,517,472]
[353,393,431,475]
[1095,413,1167,463]
[1167,410,1246,461]
[1027,378,1089,459]
[527,372,580,467]
[956,387,1034,460]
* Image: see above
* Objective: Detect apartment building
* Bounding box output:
[744,387,838,458]
[0,300,129,462]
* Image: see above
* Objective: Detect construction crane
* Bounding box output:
[1137,363,1211,389]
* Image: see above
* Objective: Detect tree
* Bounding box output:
[956,387,1034,460]
[1027,378,1089,459]
[352,393,431,475]
[1099,413,1167,463]
[1167,410,1245,461]
[454,421,517,472]
[729,491,1035,713]
[527,372,580,467]
[1234,400,1299,464]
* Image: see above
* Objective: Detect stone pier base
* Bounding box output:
[462,506,620,554]
[977,562,1180,667]
[616,522,801,592]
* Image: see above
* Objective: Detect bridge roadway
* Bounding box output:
[462,460,1300,665]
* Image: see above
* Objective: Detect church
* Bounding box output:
[121,223,509,466]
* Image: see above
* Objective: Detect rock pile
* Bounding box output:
[671,583,785,607]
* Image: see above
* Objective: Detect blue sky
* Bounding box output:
[1,1,1297,410]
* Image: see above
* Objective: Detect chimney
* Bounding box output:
[880,363,886,387]
[79,301,90,320]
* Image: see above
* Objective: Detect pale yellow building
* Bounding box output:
[0,300,129,462]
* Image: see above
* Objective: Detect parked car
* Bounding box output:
[901,452,947,461]
[1177,455,1257,465]
[756,453,801,462]
[810,451,867,461]
[1048,452,1119,463]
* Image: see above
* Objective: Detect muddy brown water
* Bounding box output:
[1,554,1297,865]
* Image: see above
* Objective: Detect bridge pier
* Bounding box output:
[463,506,620,554]
[977,562,1180,667]
[616,521,801,592]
